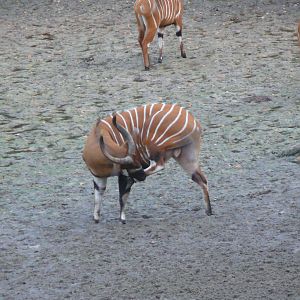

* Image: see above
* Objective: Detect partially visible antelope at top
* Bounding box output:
[134,0,186,70]
[83,103,212,224]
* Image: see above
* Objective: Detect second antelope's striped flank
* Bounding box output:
[134,0,186,70]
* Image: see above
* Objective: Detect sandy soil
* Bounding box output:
[1,0,300,299]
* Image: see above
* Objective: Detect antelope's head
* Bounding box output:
[99,114,146,181]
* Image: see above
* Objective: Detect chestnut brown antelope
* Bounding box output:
[82,103,212,224]
[134,0,186,70]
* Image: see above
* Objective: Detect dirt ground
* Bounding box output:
[1,0,300,299]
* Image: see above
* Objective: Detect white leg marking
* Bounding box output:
[93,177,107,222]
[120,192,130,222]
[158,28,164,49]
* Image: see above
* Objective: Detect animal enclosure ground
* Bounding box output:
[0,0,300,299]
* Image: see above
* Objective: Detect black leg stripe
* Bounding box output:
[176,29,182,37]
[93,180,99,191]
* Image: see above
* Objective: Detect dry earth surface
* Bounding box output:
[1,0,300,299]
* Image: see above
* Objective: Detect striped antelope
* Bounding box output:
[82,103,212,223]
[134,0,186,70]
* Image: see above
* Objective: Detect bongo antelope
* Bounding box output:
[82,103,212,224]
[134,0,186,70]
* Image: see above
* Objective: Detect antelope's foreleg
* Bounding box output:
[157,28,164,63]
[135,14,145,48]
[118,173,134,224]
[141,18,157,70]
[93,176,107,223]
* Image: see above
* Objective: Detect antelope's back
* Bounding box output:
[142,103,201,150]
[156,0,183,26]
[99,103,201,149]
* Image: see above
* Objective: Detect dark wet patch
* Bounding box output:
[242,95,273,103]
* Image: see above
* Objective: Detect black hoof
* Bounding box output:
[94,218,99,223]
[205,209,213,216]
[120,219,126,224]
[144,66,150,71]
[158,57,163,63]
[181,53,187,58]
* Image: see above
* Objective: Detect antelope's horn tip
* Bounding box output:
[99,135,105,147]
[112,113,117,126]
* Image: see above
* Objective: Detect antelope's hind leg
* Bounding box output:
[175,16,186,58]
[93,176,107,223]
[157,28,164,63]
[191,169,212,216]
[174,147,212,216]
[118,173,134,224]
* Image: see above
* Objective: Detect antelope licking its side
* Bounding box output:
[134,0,186,70]
[82,103,212,224]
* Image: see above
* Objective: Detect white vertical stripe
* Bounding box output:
[175,0,181,18]
[151,103,176,141]
[145,146,150,158]
[134,107,139,131]
[149,103,155,116]
[157,0,161,20]
[171,0,175,21]
[151,12,158,29]
[161,0,165,20]
[147,0,152,9]
[137,143,149,163]
[126,110,135,130]
[101,119,120,146]
[117,112,129,131]
[157,109,189,147]
[112,115,125,144]
[140,104,147,140]
[169,0,173,21]
[170,119,197,145]
[155,106,183,144]
[167,0,171,21]
[146,103,165,140]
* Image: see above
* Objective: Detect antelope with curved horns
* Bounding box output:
[134,0,186,70]
[82,103,212,224]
